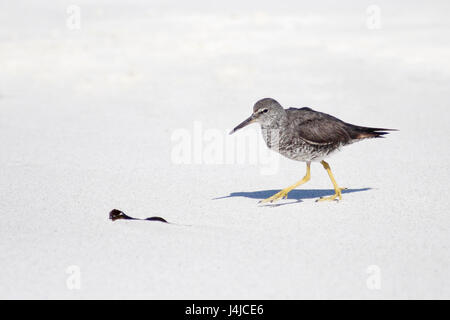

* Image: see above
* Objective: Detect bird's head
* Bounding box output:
[230,98,285,134]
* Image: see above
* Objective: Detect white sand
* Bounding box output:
[1,0,449,299]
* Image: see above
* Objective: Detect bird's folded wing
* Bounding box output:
[287,108,352,146]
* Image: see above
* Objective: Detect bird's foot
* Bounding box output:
[259,188,292,204]
[316,188,347,202]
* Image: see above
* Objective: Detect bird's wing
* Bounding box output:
[287,107,352,146]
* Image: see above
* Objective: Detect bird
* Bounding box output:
[230,98,396,203]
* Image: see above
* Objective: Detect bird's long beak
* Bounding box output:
[229,114,256,135]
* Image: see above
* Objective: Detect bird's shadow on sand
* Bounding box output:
[214,188,371,207]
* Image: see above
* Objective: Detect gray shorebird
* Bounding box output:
[230,98,396,203]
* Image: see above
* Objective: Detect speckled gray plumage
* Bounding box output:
[234,98,396,162]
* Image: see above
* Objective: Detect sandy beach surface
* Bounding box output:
[1,0,449,299]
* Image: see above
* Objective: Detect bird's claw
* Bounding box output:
[259,190,290,204]
[316,187,346,202]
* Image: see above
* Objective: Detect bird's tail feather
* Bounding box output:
[346,124,398,139]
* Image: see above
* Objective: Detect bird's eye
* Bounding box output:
[262,109,268,113]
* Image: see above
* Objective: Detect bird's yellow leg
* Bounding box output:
[317,160,344,202]
[260,162,311,203]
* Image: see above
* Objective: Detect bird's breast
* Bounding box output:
[260,127,342,162]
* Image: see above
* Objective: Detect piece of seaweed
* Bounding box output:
[109,209,169,224]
